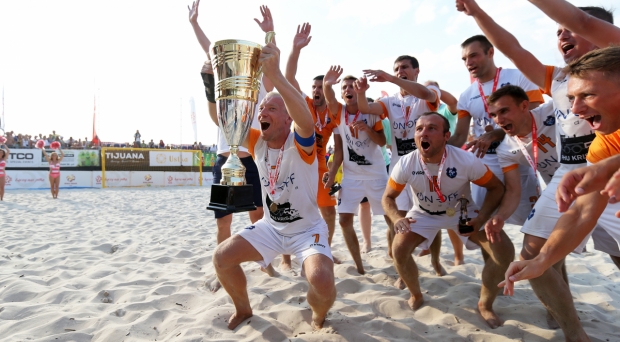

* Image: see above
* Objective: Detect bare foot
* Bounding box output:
[332,255,342,264]
[546,311,560,329]
[407,295,424,311]
[228,311,253,330]
[209,279,221,293]
[261,264,277,277]
[280,260,292,272]
[394,277,406,290]
[418,249,430,257]
[478,302,503,329]
[356,266,365,275]
[361,242,371,253]
[311,312,326,330]
[431,258,447,276]
[454,257,464,266]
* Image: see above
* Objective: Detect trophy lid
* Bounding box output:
[212,39,262,49]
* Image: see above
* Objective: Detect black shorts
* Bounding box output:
[212,154,263,218]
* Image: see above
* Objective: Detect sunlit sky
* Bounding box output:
[0,0,617,146]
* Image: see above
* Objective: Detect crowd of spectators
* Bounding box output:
[1,130,220,152]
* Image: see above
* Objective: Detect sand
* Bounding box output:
[1,187,619,341]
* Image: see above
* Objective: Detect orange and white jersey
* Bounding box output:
[388,145,493,220]
[248,128,324,236]
[378,86,441,170]
[457,68,544,166]
[216,82,267,155]
[302,92,339,171]
[586,130,620,164]
[544,66,596,167]
[497,101,560,184]
[334,103,387,180]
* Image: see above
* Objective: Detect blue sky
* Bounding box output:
[0,0,617,146]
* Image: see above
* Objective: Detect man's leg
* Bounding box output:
[359,200,372,253]
[213,235,264,330]
[610,255,620,270]
[303,254,336,330]
[521,234,588,339]
[318,205,341,264]
[392,230,427,310]
[469,229,514,329]
[448,229,464,265]
[429,230,446,276]
[339,213,364,274]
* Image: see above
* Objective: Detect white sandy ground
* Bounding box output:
[1,187,620,342]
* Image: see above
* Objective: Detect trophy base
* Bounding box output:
[328,183,341,196]
[207,184,257,213]
[458,218,473,234]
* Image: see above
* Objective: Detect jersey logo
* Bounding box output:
[527,208,536,220]
[395,137,417,156]
[500,82,511,87]
[446,167,457,178]
[543,116,555,126]
[559,133,595,164]
[265,195,303,223]
[245,225,256,230]
[348,146,373,165]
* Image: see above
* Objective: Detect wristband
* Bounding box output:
[201,72,216,103]
[294,130,315,147]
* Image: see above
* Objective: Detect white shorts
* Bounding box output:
[407,209,481,251]
[395,186,413,212]
[521,165,589,254]
[472,162,538,225]
[591,202,620,257]
[237,219,333,269]
[338,178,387,215]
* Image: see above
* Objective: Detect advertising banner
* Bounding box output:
[6,149,42,167]
[102,171,131,187]
[92,171,103,188]
[103,149,149,170]
[39,149,101,167]
[130,171,165,187]
[149,151,197,167]
[198,171,213,186]
[164,172,197,186]
[4,170,47,189]
[59,171,93,188]
[203,152,217,168]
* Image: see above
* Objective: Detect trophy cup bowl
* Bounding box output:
[207,39,263,213]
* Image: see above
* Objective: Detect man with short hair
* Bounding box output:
[213,41,336,331]
[501,45,620,342]
[449,34,543,225]
[323,67,387,275]
[383,112,510,328]
[457,1,619,336]
[355,56,446,278]
[284,22,340,268]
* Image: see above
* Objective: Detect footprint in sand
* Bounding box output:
[101,290,113,303]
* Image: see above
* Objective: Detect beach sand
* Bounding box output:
[1,187,619,341]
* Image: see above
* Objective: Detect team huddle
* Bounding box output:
[189,0,620,339]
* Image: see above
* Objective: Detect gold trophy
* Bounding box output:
[207,33,274,212]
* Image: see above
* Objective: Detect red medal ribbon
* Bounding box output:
[344,108,361,126]
[477,67,502,118]
[314,105,329,132]
[266,143,285,197]
[399,94,412,137]
[515,112,540,195]
[420,150,448,203]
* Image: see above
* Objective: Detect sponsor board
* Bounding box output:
[6,149,42,167]
[102,171,131,187]
[198,172,213,186]
[40,149,100,167]
[60,172,93,188]
[4,171,47,189]
[104,149,149,170]
[92,171,103,188]
[165,172,197,186]
[130,171,165,187]
[203,153,217,167]
[149,151,197,167]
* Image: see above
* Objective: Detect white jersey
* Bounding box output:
[497,101,560,184]
[389,145,494,221]
[457,68,544,168]
[378,86,441,171]
[216,82,267,155]
[543,66,596,167]
[248,128,323,236]
[334,103,387,180]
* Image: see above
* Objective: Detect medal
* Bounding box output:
[269,202,278,213]
[266,142,285,211]
[420,150,448,203]
[399,93,411,139]
[402,130,407,138]
[446,207,456,217]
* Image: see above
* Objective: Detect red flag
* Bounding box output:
[92,94,100,146]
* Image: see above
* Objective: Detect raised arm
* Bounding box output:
[529,0,620,47]
[355,77,388,116]
[323,65,343,117]
[188,0,211,56]
[201,61,218,126]
[58,148,65,163]
[260,43,314,148]
[456,0,546,88]
[439,89,458,113]
[0,144,9,160]
[254,5,276,92]
[363,69,437,103]
[285,23,312,94]
[41,148,51,162]
[448,114,471,147]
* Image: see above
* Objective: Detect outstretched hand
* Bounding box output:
[484,214,504,243]
[363,69,393,83]
[188,0,200,23]
[259,43,280,78]
[455,0,481,16]
[354,76,370,94]
[324,66,343,86]
[293,23,312,50]
[602,169,620,214]
[498,259,546,296]
[555,164,609,212]
[394,217,416,234]
[254,5,274,33]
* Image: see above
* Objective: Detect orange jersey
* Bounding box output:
[305,95,339,170]
[586,130,620,164]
